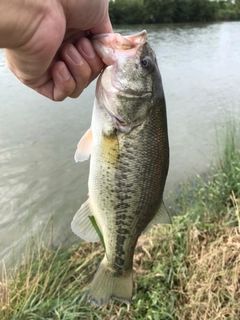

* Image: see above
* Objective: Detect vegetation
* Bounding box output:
[1,121,240,319]
[109,0,240,24]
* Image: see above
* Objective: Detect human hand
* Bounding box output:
[2,0,112,101]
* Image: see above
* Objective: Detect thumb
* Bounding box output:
[90,11,113,35]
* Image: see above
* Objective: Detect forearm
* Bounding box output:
[0,0,48,48]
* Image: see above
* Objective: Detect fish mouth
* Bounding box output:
[91,30,147,66]
[92,30,147,51]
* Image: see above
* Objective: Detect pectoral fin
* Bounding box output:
[71,199,100,242]
[74,128,92,162]
[142,201,171,234]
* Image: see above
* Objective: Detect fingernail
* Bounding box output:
[58,65,69,80]
[67,46,83,64]
[81,39,96,59]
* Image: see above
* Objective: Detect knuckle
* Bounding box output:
[69,88,84,99]
[54,84,74,101]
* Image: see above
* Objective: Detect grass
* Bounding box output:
[1,121,240,320]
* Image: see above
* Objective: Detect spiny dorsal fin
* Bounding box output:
[142,201,172,234]
[74,128,92,162]
[71,199,100,242]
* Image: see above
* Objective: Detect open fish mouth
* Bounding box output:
[92,30,147,51]
[91,30,147,66]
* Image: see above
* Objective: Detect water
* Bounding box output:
[0,22,240,267]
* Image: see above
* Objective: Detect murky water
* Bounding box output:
[0,22,240,267]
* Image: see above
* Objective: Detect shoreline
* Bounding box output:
[1,121,240,319]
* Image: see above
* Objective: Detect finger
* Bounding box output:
[35,41,103,101]
[75,38,104,84]
[35,61,76,101]
[60,43,92,98]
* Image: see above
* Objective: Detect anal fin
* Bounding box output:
[71,199,100,242]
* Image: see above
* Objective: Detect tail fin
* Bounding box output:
[88,256,133,306]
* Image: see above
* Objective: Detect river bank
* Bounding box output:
[0,122,240,319]
[109,0,240,25]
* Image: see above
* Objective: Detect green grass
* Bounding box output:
[1,121,240,320]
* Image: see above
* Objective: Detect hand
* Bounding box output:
[3,0,112,101]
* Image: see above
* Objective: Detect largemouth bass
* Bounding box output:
[71,30,171,306]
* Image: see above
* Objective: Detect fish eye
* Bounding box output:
[140,56,154,71]
[141,59,148,67]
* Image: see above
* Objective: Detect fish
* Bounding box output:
[71,30,171,306]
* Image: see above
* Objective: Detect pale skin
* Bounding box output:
[0,0,113,101]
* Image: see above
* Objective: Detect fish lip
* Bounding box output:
[91,30,147,44]
[123,30,147,44]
